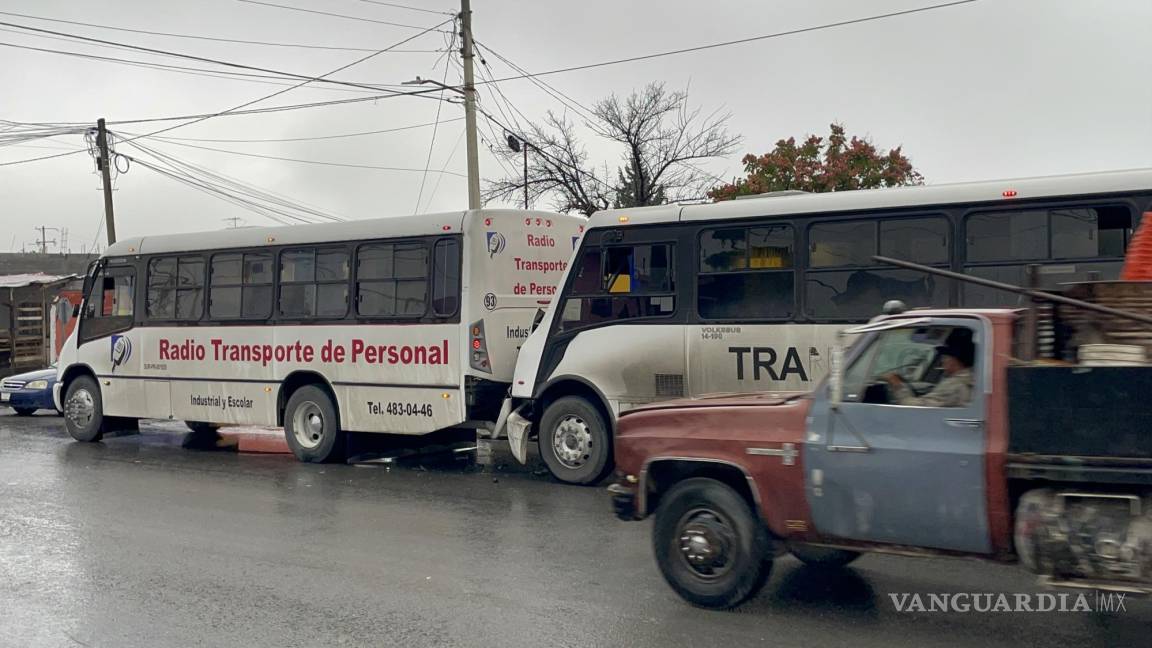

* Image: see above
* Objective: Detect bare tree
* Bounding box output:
[484,83,739,215]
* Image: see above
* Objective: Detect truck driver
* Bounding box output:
[883,334,975,408]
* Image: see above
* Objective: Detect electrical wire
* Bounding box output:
[354,0,455,16]
[414,24,457,213]
[0,40,394,95]
[124,141,346,223]
[422,126,466,212]
[0,18,454,167]
[125,134,468,176]
[0,19,444,95]
[474,40,594,121]
[235,0,452,31]
[106,91,445,126]
[0,9,444,52]
[150,117,464,143]
[474,1,979,86]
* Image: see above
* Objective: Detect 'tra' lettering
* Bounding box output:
[729,346,809,382]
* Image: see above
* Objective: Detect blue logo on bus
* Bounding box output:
[486,231,507,258]
[110,334,132,372]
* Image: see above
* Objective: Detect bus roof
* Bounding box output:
[102,209,572,257]
[588,167,1152,229]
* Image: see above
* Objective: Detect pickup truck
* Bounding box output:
[609,303,1152,609]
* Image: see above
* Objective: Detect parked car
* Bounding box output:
[1,366,61,416]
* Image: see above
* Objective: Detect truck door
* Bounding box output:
[804,317,991,554]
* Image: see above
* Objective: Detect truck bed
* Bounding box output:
[1006,365,1152,468]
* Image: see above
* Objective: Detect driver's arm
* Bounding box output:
[888,374,970,408]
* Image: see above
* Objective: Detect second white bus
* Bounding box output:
[505,169,1152,484]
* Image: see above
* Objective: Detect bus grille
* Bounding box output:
[654,374,684,398]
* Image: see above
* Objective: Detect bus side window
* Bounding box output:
[431,238,460,318]
[560,243,675,332]
[698,224,795,320]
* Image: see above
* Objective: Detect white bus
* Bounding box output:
[55,209,584,462]
[504,169,1152,484]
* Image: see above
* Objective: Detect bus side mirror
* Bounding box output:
[829,334,845,409]
[530,308,545,333]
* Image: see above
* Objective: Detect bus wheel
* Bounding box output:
[63,375,106,443]
[539,395,612,485]
[284,385,345,463]
[652,478,772,609]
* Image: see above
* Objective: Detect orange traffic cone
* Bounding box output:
[1121,212,1152,280]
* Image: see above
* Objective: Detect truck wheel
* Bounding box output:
[788,544,861,567]
[185,421,220,435]
[63,375,106,442]
[284,385,344,463]
[539,395,612,485]
[652,478,772,609]
[13,407,37,416]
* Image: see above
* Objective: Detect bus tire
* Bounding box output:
[185,421,220,435]
[652,478,772,610]
[539,395,612,485]
[284,385,344,463]
[63,375,106,443]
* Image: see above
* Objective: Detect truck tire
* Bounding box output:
[652,477,772,609]
[63,375,106,442]
[539,395,612,485]
[788,544,861,568]
[284,385,344,463]
[13,407,37,416]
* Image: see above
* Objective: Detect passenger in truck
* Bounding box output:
[884,334,975,407]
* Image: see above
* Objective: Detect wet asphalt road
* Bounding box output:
[0,411,1148,648]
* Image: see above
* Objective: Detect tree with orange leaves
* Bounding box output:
[708,123,923,200]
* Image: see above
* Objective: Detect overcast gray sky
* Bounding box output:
[1,0,1149,252]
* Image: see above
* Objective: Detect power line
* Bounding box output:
[414,26,457,213]
[150,117,464,143]
[354,0,455,16]
[423,127,466,212]
[112,91,445,126]
[0,18,454,167]
[0,40,390,95]
[124,141,347,223]
[125,134,469,176]
[235,0,452,31]
[0,19,442,95]
[0,9,445,52]
[476,1,979,86]
[474,40,595,121]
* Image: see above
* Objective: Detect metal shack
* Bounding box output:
[0,273,78,376]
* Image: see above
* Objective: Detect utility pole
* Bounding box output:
[38,226,47,254]
[96,118,117,245]
[459,0,481,210]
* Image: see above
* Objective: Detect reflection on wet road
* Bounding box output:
[0,412,1147,647]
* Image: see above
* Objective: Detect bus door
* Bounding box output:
[77,260,154,418]
[550,227,684,413]
[688,223,827,396]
